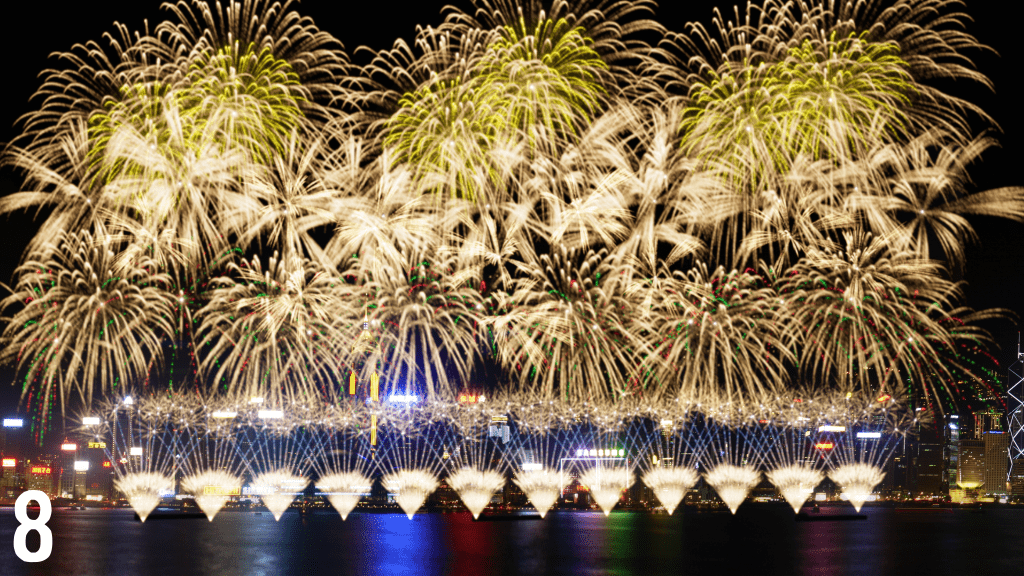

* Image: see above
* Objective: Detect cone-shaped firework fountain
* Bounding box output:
[182,470,242,521]
[317,471,372,520]
[513,469,564,518]
[115,472,173,522]
[642,466,699,515]
[767,464,824,514]
[830,463,885,513]
[383,469,439,519]
[578,466,633,516]
[704,464,760,514]
[447,468,505,519]
[251,469,308,521]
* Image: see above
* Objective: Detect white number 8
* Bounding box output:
[14,490,52,562]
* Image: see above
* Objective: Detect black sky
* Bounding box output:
[0,0,1020,421]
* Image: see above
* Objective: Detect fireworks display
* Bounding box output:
[70,391,919,520]
[0,0,1020,520]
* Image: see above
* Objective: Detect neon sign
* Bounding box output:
[61,443,77,451]
[30,466,51,474]
[1,458,15,467]
[814,442,834,450]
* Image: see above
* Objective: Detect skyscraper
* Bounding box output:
[946,416,961,492]
[58,441,78,498]
[916,421,945,495]
[1008,341,1024,491]
[984,431,1009,496]
[957,439,985,491]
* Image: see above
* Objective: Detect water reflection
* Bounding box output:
[0,507,1021,576]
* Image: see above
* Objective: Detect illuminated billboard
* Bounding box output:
[574,448,625,457]
[1,458,15,468]
[74,461,89,471]
[817,426,846,433]
[242,486,275,496]
[82,417,100,426]
[30,466,51,475]
[2,419,23,428]
[203,486,241,496]
[88,441,107,449]
[130,447,143,456]
[61,443,77,451]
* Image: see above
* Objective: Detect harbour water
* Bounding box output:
[0,505,1020,576]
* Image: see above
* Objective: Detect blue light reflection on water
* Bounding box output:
[0,507,1021,576]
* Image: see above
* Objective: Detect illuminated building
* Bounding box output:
[946,416,961,492]
[973,410,1003,438]
[957,439,985,494]
[883,436,911,495]
[26,458,55,496]
[1011,459,1024,497]
[58,441,78,498]
[0,418,26,497]
[85,442,113,499]
[1008,343,1024,495]
[983,431,1009,496]
[74,463,88,499]
[915,421,945,495]
[0,456,20,497]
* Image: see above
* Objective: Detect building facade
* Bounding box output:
[983,431,1009,496]
[957,439,985,491]
[1008,348,1024,495]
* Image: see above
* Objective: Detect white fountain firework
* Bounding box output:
[182,470,242,521]
[704,464,761,514]
[513,469,565,518]
[642,466,700,515]
[251,469,309,521]
[383,469,439,520]
[578,466,633,516]
[447,468,505,519]
[316,471,372,521]
[830,463,885,513]
[766,464,824,514]
[114,472,173,523]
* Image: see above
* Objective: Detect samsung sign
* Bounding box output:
[2,419,23,428]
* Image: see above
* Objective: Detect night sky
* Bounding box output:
[0,1,1020,425]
